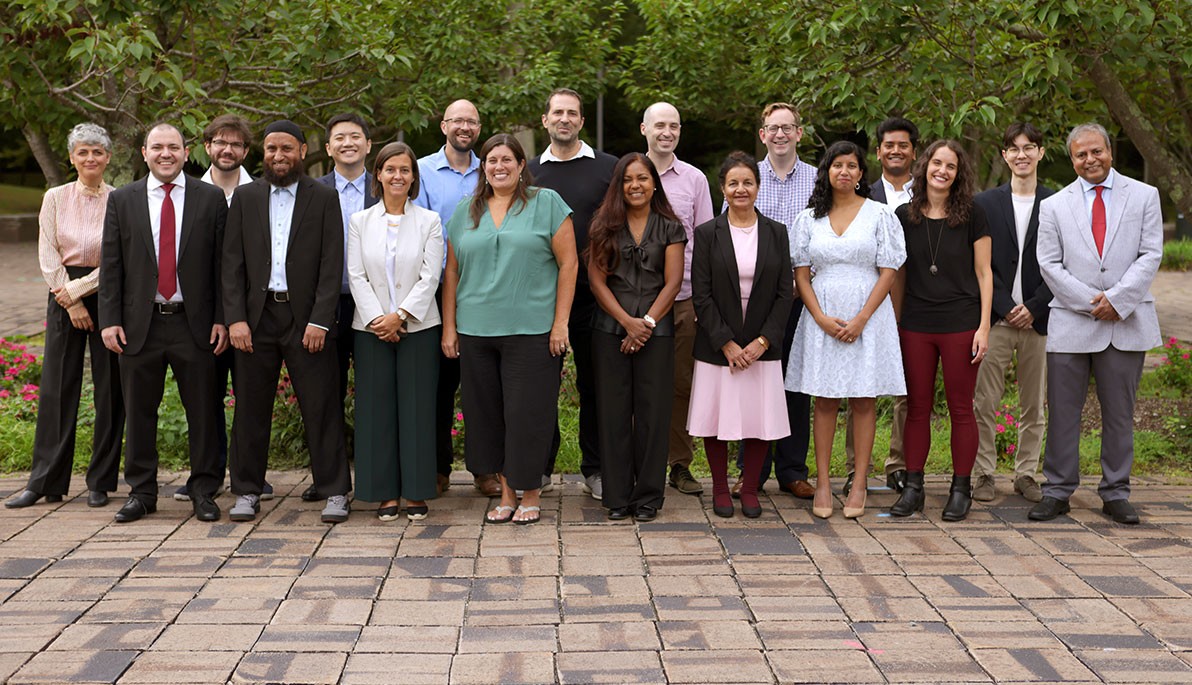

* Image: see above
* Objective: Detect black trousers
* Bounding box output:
[736,299,811,485]
[229,298,351,498]
[593,330,672,511]
[212,347,233,473]
[119,310,222,502]
[26,274,124,496]
[434,283,463,476]
[335,293,356,412]
[546,290,600,477]
[459,333,559,491]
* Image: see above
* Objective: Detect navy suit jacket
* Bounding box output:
[973,182,1056,334]
[869,178,887,205]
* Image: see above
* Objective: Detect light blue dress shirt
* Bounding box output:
[335,171,367,292]
[268,183,297,291]
[414,146,480,269]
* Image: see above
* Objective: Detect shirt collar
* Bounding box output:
[657,155,685,177]
[74,179,107,198]
[881,174,913,194]
[334,170,367,194]
[148,173,186,192]
[540,141,595,163]
[1078,168,1116,193]
[760,155,803,182]
[271,181,298,195]
[431,146,480,173]
[200,166,253,186]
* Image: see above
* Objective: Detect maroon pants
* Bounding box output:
[899,328,979,475]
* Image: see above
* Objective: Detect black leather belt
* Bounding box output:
[154,302,185,314]
[268,291,290,303]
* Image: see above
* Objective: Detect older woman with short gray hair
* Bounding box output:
[5,122,125,510]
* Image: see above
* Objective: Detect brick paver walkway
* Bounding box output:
[2,472,1191,683]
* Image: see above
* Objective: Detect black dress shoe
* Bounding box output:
[886,469,907,493]
[1028,496,1071,521]
[633,506,658,522]
[87,490,109,508]
[1102,499,1140,525]
[114,497,156,523]
[4,489,53,509]
[607,507,631,521]
[192,495,221,522]
[301,484,320,502]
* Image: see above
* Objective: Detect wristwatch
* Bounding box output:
[642,314,656,328]
[397,310,409,322]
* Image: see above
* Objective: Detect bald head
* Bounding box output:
[442,99,481,153]
[641,102,682,157]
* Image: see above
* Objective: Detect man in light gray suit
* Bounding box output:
[1028,123,1163,525]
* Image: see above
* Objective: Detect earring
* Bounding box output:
[855,182,861,190]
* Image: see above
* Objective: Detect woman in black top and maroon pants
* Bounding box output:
[891,140,992,521]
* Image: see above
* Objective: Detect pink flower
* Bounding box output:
[450,429,459,436]
[996,424,1006,434]
[0,389,9,399]
[21,384,38,393]
[1171,337,1179,344]
[455,412,464,421]
[1183,353,1190,360]
[1006,444,1016,454]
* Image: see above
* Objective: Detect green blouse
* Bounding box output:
[447,188,573,336]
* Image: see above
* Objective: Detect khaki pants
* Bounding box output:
[973,325,1047,479]
[845,396,906,475]
[668,298,696,468]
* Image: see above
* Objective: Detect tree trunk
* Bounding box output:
[22,126,64,188]
[1084,55,1192,218]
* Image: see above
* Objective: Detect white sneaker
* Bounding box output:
[321,494,350,523]
[228,494,260,522]
[583,474,603,501]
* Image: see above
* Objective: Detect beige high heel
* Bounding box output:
[812,489,834,519]
[843,489,867,519]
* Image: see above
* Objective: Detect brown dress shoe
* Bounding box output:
[730,477,743,499]
[782,480,816,500]
[473,474,502,497]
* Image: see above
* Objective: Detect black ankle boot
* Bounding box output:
[888,471,924,517]
[941,475,972,521]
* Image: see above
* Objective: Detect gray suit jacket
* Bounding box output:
[1036,170,1162,354]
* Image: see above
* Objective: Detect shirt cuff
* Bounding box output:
[307,323,329,332]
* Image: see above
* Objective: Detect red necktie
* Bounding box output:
[1091,185,1106,257]
[158,183,177,299]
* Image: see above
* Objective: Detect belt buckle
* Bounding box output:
[271,291,289,303]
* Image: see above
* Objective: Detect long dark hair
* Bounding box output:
[906,139,974,227]
[587,153,679,273]
[807,141,870,218]
[467,133,535,229]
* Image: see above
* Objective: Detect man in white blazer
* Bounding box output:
[1029,123,1163,524]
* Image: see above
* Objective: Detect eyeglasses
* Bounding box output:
[211,139,247,150]
[444,117,481,128]
[1005,144,1040,156]
[763,124,799,135]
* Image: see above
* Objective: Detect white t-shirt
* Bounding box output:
[1010,193,1035,306]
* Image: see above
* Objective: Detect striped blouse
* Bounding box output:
[38,180,113,303]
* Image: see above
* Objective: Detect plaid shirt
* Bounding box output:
[756,156,817,240]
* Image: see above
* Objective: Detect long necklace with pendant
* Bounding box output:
[927,218,944,276]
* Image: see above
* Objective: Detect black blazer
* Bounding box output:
[222,175,344,333]
[869,178,887,205]
[99,175,227,355]
[691,212,792,365]
[973,182,1056,334]
[315,170,380,210]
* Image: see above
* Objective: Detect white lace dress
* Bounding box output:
[785,199,907,398]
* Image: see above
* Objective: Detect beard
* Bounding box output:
[211,154,244,172]
[262,158,305,187]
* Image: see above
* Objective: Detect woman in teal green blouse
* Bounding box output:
[441,133,577,525]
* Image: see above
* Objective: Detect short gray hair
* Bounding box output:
[67,123,112,153]
[1066,123,1111,156]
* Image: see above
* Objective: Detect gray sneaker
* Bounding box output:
[583,473,603,501]
[321,494,350,523]
[1014,474,1043,503]
[972,474,996,501]
[229,494,260,522]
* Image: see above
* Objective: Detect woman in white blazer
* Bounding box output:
[347,142,444,521]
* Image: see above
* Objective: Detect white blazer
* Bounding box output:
[347,200,444,333]
[1037,170,1162,354]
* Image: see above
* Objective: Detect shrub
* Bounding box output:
[991,402,1020,464]
[1161,238,1192,271]
[1156,337,1192,396]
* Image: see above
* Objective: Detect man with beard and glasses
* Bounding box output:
[222,120,353,523]
[172,114,270,503]
[413,99,492,497]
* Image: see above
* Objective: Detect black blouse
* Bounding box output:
[896,202,989,333]
[592,213,687,337]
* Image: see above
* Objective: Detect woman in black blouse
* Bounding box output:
[890,139,992,521]
[588,153,686,522]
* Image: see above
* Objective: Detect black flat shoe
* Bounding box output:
[741,503,762,519]
[193,495,221,522]
[1028,496,1071,521]
[115,497,156,523]
[301,485,320,502]
[633,506,657,522]
[1102,499,1140,525]
[607,507,631,521]
[87,490,109,508]
[4,490,53,509]
[377,505,400,521]
[712,503,734,518]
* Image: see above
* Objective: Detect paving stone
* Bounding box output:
[448,652,555,685]
[255,624,361,651]
[370,599,466,626]
[117,650,242,683]
[557,650,664,684]
[102,577,205,603]
[908,574,1009,599]
[812,553,903,575]
[868,647,990,683]
[214,555,309,577]
[640,533,724,556]
[476,555,559,577]
[838,596,943,622]
[287,575,383,600]
[746,595,846,622]
[971,648,1098,682]
[562,596,655,623]
[728,555,820,575]
[174,597,280,624]
[303,556,393,577]
[341,652,452,685]
[931,597,1038,623]
[852,621,966,652]
[271,598,373,625]
[194,576,294,599]
[0,624,65,652]
[801,534,888,556]
[644,554,731,575]
[378,577,470,601]
[11,649,137,683]
[654,595,751,622]
[564,574,651,599]
[130,555,225,578]
[894,552,991,576]
[949,621,1064,650]
[0,600,92,625]
[754,620,857,650]
[1075,648,1192,683]
[150,623,263,651]
[767,648,884,683]
[37,556,139,578]
[389,556,475,578]
[465,599,559,626]
[952,534,1049,557]
[231,651,348,684]
[398,537,480,557]
[660,648,774,683]
[353,626,459,653]
[48,623,166,652]
[993,573,1100,599]
[656,620,762,650]
[558,622,661,652]
[8,576,118,602]
[0,652,32,683]
[78,598,186,624]
[472,576,558,601]
[458,626,556,653]
[826,574,922,598]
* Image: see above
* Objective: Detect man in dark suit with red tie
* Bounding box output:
[100,122,229,523]
[222,120,353,524]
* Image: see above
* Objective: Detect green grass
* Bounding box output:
[0,183,44,214]
[1162,238,1192,271]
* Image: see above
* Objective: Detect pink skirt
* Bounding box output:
[686,359,791,441]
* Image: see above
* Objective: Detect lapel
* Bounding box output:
[177,175,199,261]
[364,172,380,208]
[1062,181,1099,258]
[714,215,742,323]
[995,184,1018,251]
[750,214,772,310]
[131,177,155,260]
[286,176,314,252]
[1103,172,1128,254]
[365,203,387,266]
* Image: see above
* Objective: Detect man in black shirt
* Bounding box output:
[527,88,618,500]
